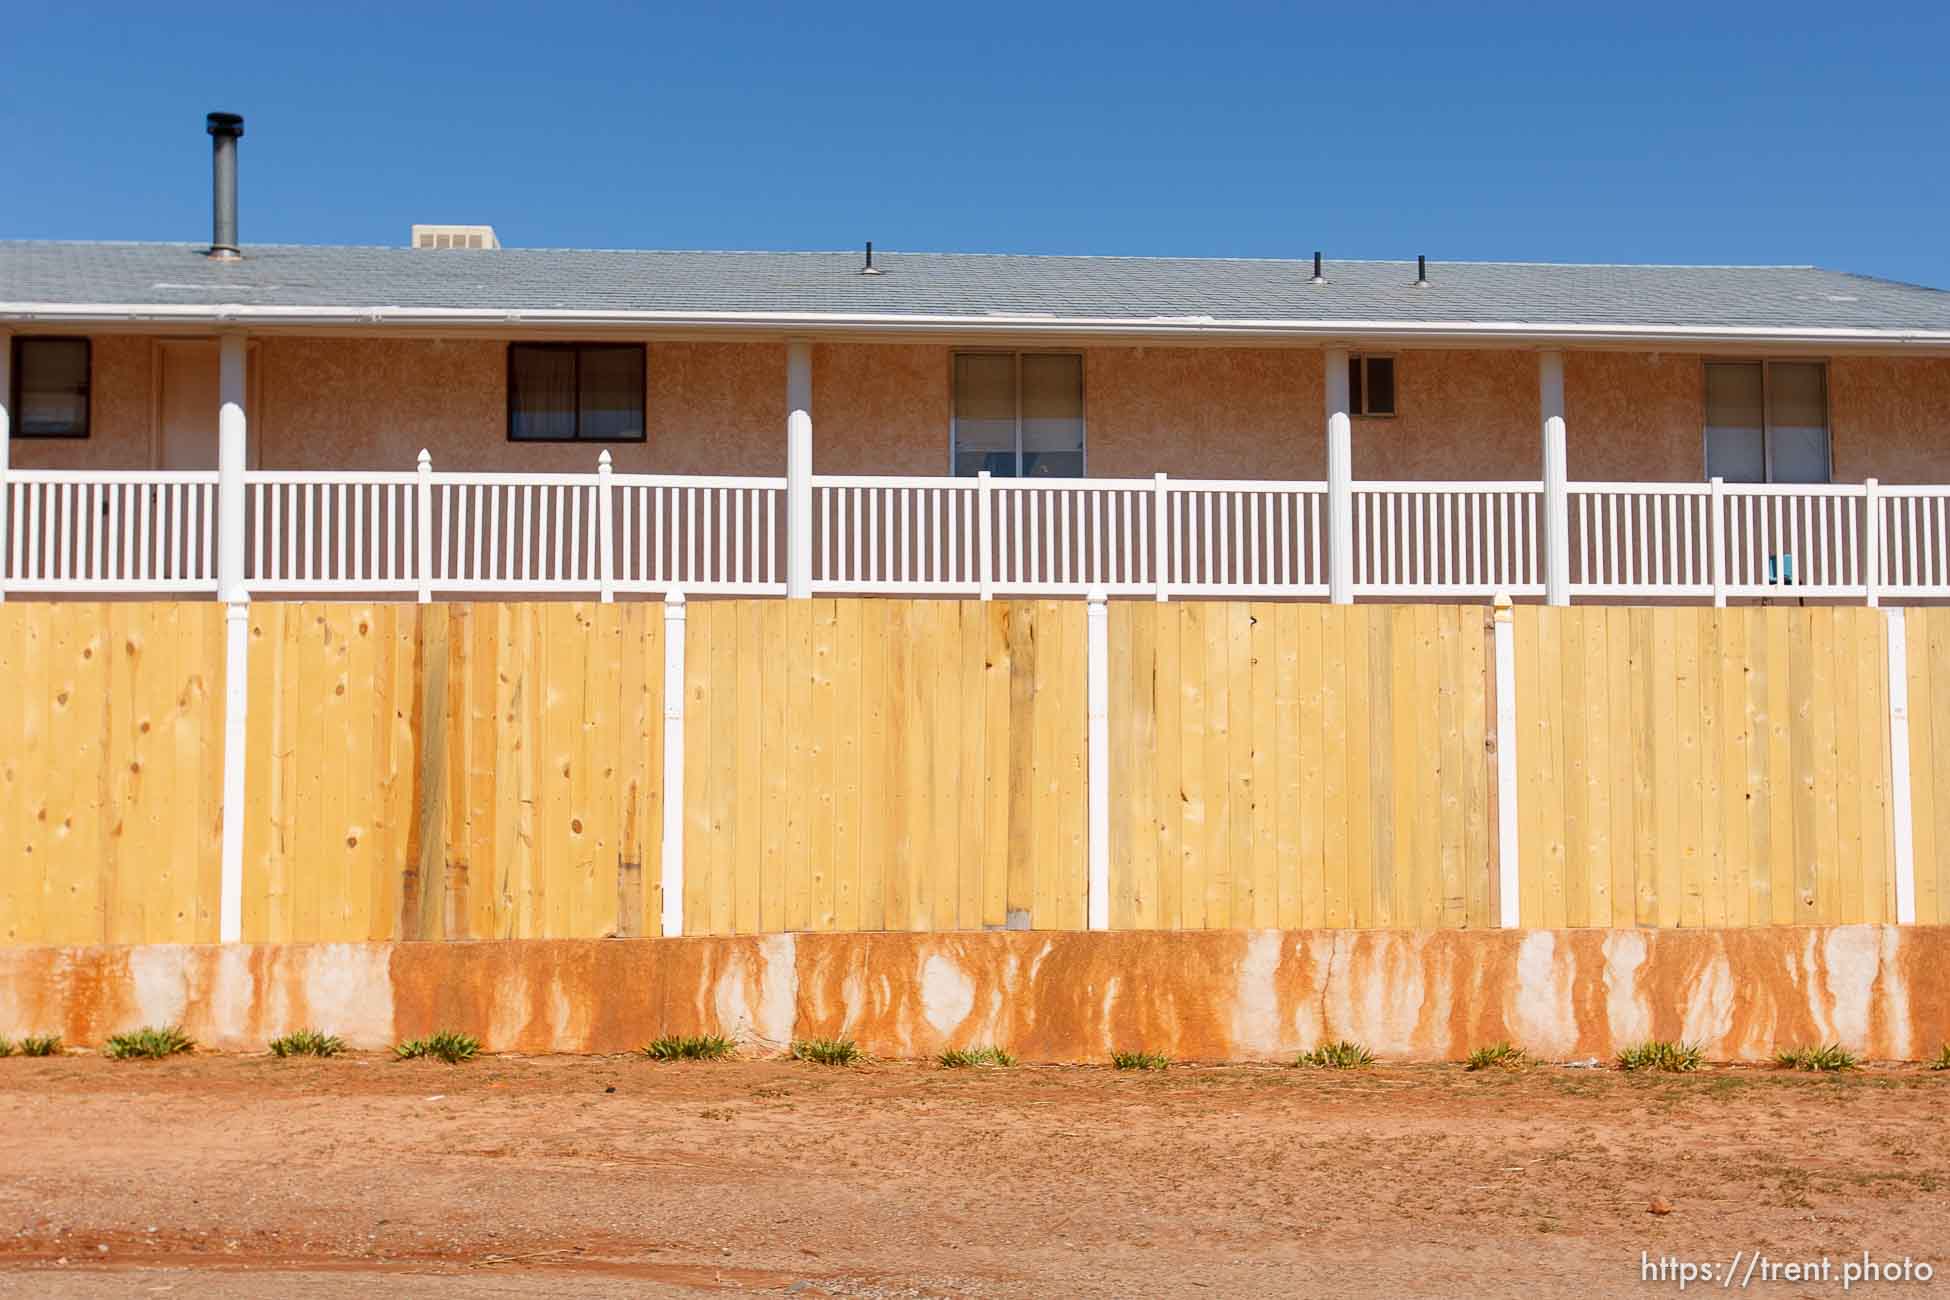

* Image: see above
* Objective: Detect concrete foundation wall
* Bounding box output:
[5,926,1946,1062]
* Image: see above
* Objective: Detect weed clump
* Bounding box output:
[1110,1049,1171,1071]
[1296,1040,1375,1070]
[104,1026,194,1061]
[642,1034,738,1062]
[1775,1043,1857,1072]
[269,1029,347,1059]
[1615,1040,1705,1073]
[937,1045,1017,1069]
[394,1030,480,1064]
[790,1037,863,1066]
[1464,1041,1531,1072]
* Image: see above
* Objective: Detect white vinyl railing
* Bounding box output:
[6,470,220,592]
[1354,482,1542,596]
[5,456,1949,605]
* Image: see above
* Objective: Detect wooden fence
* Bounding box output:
[1110,603,1494,930]
[1513,607,1895,929]
[0,599,1934,946]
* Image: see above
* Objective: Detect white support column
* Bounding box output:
[1324,348,1353,604]
[1492,593,1521,928]
[786,340,813,598]
[0,328,11,603]
[1086,588,1110,931]
[218,333,248,603]
[660,592,688,937]
[1888,609,1917,925]
[1539,350,1570,606]
[216,332,250,943]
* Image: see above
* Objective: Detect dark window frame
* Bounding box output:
[11,336,92,439]
[1349,354,1396,418]
[1701,358,1831,485]
[949,349,1088,478]
[505,341,648,444]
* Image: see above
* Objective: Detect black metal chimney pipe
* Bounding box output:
[206,112,244,259]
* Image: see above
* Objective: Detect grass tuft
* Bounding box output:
[17,1035,62,1058]
[1775,1043,1858,1072]
[1110,1049,1171,1072]
[394,1030,480,1064]
[1464,1041,1531,1072]
[937,1045,1017,1069]
[1929,1044,1950,1072]
[104,1026,194,1061]
[269,1029,348,1059]
[1615,1040,1705,1073]
[1296,1039,1375,1070]
[642,1034,738,1062]
[790,1037,863,1066]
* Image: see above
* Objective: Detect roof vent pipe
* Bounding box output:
[860,241,882,275]
[1414,254,1429,287]
[206,112,244,260]
[1310,251,1325,284]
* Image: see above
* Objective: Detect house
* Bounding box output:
[5,113,1950,603]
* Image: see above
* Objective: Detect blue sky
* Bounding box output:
[7,3,1949,287]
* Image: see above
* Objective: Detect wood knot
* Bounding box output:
[139,721,151,734]
[571,818,584,834]
[346,834,359,849]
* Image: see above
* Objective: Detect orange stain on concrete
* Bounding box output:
[4,926,1947,1062]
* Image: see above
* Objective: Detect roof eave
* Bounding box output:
[5,302,1950,352]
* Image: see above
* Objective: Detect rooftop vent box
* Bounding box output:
[411,224,499,250]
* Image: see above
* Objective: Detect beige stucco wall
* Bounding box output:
[1832,356,1950,484]
[13,334,1950,484]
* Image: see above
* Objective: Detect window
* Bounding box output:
[11,337,91,438]
[1350,354,1395,417]
[1704,361,1828,483]
[507,343,646,442]
[952,352,1084,477]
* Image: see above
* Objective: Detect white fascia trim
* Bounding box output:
[5,301,1950,348]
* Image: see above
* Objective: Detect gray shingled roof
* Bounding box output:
[4,240,1949,336]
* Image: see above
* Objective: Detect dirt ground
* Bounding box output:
[0,1051,1945,1298]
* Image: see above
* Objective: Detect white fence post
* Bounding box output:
[219,601,249,942]
[1153,472,1170,601]
[1539,350,1570,606]
[1709,477,1727,608]
[1086,588,1110,930]
[977,470,994,600]
[660,592,688,937]
[1325,349,1354,604]
[1493,592,1521,928]
[415,449,433,604]
[1888,608,1917,924]
[1865,478,1882,608]
[596,450,615,603]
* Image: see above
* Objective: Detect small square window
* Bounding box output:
[1349,354,1395,417]
[12,337,91,438]
[507,343,646,442]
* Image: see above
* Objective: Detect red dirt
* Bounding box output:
[1,1052,1946,1297]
